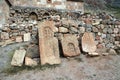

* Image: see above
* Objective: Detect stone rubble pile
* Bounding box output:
[0,20,38,46]
[0,10,120,66]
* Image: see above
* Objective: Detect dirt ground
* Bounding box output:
[0,43,120,80]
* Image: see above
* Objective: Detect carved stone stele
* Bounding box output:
[38,20,61,65]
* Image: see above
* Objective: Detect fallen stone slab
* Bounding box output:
[82,32,96,53]
[38,20,61,65]
[25,57,38,66]
[11,47,26,66]
[61,34,80,57]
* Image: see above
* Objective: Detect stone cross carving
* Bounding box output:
[38,20,61,65]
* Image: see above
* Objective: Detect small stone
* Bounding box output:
[102,53,109,56]
[98,32,102,36]
[25,57,38,66]
[33,58,40,64]
[103,28,108,34]
[11,48,26,66]
[88,52,99,56]
[111,34,116,37]
[97,43,104,49]
[106,43,114,48]
[92,20,100,25]
[10,23,19,30]
[2,27,11,32]
[24,33,31,41]
[69,27,78,33]
[86,27,92,32]
[108,49,117,55]
[95,35,101,40]
[92,27,98,32]
[106,34,111,40]
[100,24,105,29]
[114,41,119,45]
[114,28,119,34]
[79,27,85,33]
[59,27,68,33]
[16,36,23,43]
[107,28,113,34]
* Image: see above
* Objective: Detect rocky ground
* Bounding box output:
[0,43,120,80]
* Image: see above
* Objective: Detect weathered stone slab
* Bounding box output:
[11,48,26,66]
[16,36,23,42]
[61,34,80,57]
[25,57,38,66]
[38,20,61,65]
[82,32,96,53]
[23,33,31,41]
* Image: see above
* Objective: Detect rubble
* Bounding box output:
[0,5,119,66]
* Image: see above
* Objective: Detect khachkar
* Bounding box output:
[61,34,81,57]
[38,20,61,65]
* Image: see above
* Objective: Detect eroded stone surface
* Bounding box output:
[61,34,80,57]
[24,33,31,42]
[25,57,38,66]
[11,48,26,66]
[38,20,61,65]
[16,36,23,42]
[82,32,96,53]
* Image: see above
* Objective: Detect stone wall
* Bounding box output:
[0,0,9,27]
[11,0,84,13]
[0,6,119,54]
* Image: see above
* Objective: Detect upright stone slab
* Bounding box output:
[11,48,26,66]
[61,34,80,57]
[38,20,61,65]
[82,32,96,53]
[24,33,31,42]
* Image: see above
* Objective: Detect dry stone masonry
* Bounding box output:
[0,1,120,66]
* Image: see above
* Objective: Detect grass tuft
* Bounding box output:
[2,64,60,75]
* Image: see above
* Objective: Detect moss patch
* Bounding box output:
[2,64,60,75]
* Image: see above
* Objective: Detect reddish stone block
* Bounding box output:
[38,20,61,65]
[61,34,80,57]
